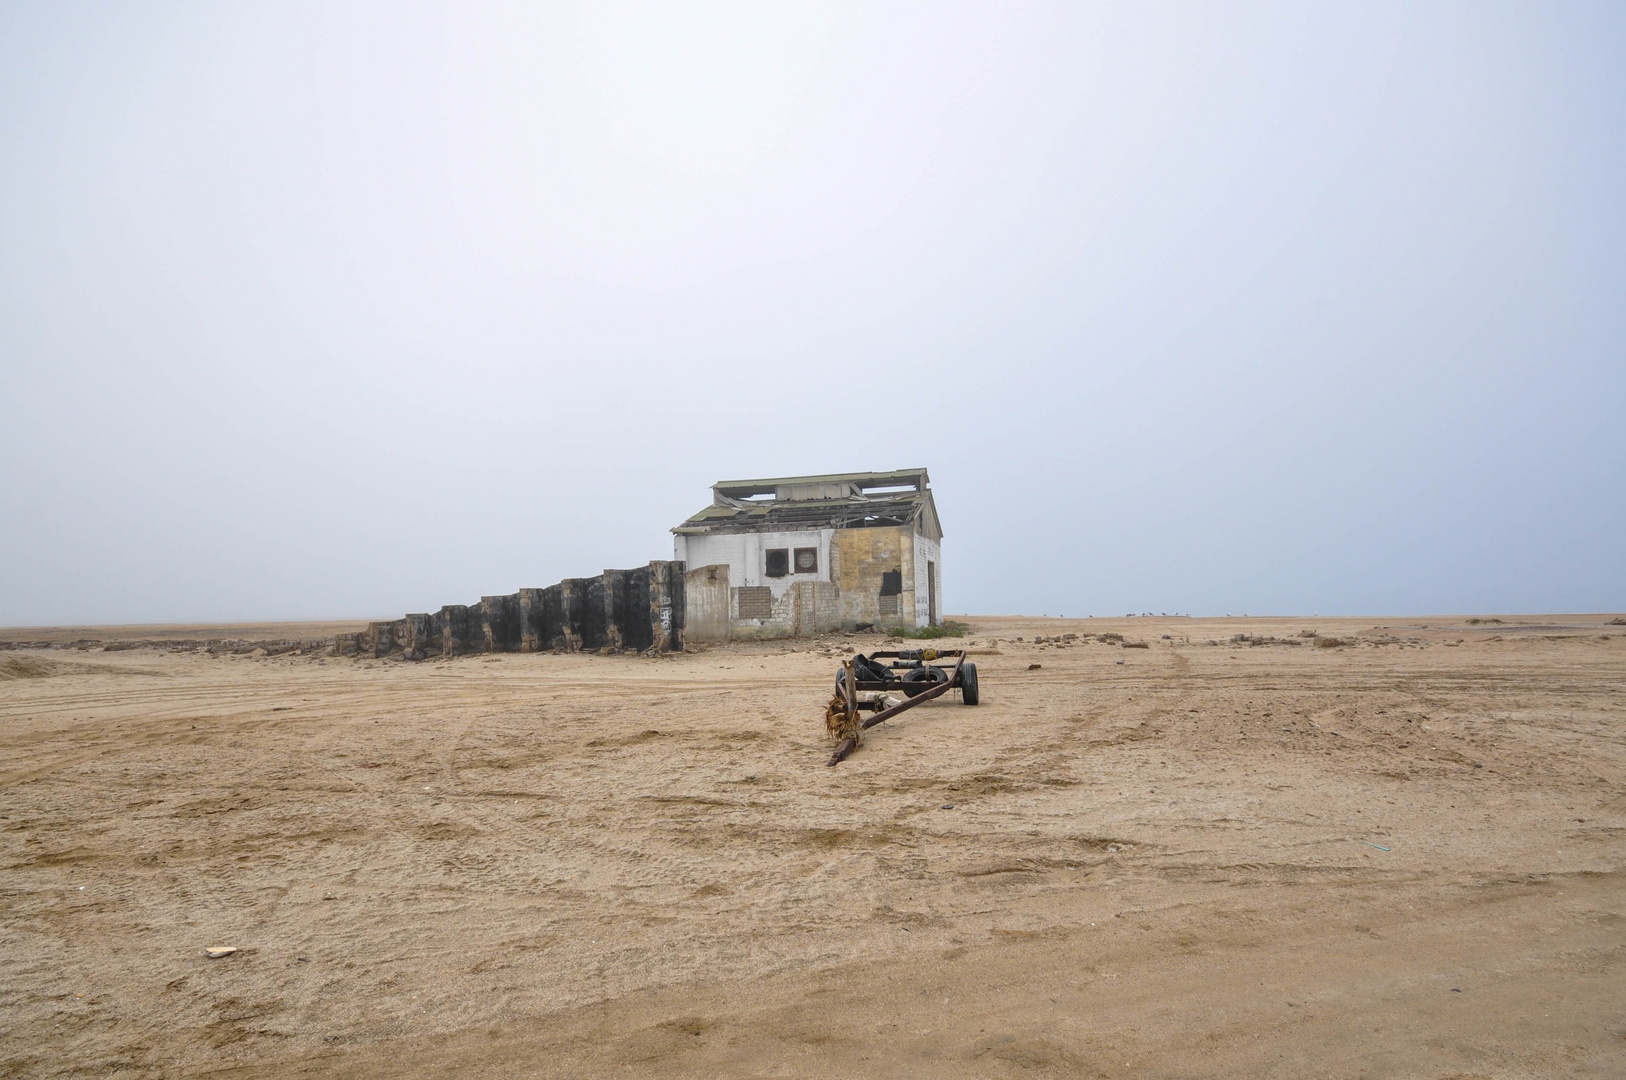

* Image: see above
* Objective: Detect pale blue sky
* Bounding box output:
[2,2,1622,624]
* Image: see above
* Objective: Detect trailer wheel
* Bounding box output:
[901,666,948,697]
[959,662,979,705]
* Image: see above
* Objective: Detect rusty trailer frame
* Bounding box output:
[827,648,977,766]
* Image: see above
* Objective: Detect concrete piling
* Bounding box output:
[354,562,685,661]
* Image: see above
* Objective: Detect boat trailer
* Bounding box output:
[825,648,979,766]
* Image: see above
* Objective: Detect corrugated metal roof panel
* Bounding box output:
[674,493,930,535]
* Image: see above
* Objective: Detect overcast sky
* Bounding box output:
[2,2,1622,625]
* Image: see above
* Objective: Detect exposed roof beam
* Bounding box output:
[711,468,929,500]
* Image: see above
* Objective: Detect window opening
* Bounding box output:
[793,547,818,574]
[765,549,789,578]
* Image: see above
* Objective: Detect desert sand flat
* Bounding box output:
[0,620,371,646]
[2,615,1623,1078]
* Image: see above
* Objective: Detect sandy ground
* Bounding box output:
[2,614,1623,1078]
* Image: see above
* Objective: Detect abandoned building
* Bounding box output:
[337,468,941,657]
[674,469,944,641]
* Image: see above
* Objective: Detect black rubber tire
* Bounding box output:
[959,662,979,705]
[838,656,894,695]
[901,665,948,697]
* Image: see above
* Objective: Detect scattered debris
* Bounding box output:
[204,947,238,959]
[1028,663,1042,670]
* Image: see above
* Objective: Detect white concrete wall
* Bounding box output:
[682,563,731,642]
[675,529,833,597]
[676,525,937,632]
[914,531,941,626]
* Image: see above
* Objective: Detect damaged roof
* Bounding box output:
[710,468,929,500]
[674,468,942,539]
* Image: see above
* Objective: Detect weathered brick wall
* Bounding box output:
[728,580,842,640]
[832,525,914,628]
[811,581,841,632]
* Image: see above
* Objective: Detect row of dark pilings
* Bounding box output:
[336,560,686,659]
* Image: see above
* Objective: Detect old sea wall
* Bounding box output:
[337,560,686,659]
